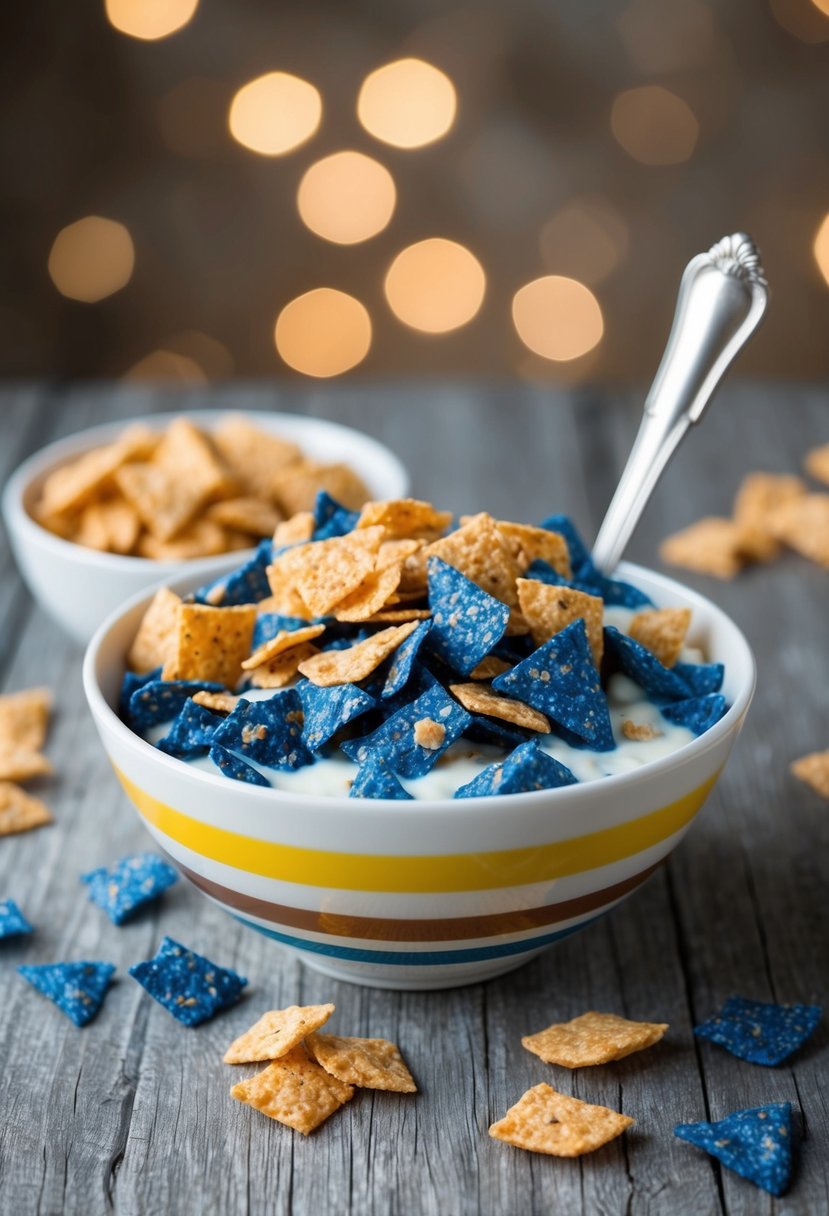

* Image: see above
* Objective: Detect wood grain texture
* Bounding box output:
[0,384,826,1216]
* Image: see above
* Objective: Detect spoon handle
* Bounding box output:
[591,233,769,574]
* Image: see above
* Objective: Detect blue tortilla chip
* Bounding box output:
[252,613,312,650]
[209,743,271,786]
[492,619,615,751]
[128,679,225,730]
[604,626,692,702]
[129,936,247,1026]
[81,852,179,925]
[673,661,725,696]
[350,754,413,800]
[427,557,510,676]
[674,1103,793,1197]
[382,620,432,699]
[0,899,33,939]
[157,699,222,758]
[119,667,162,718]
[342,682,472,778]
[211,691,311,770]
[661,694,728,736]
[539,514,593,577]
[193,538,272,606]
[694,997,821,1066]
[455,739,578,798]
[297,679,376,751]
[312,490,360,540]
[18,961,115,1027]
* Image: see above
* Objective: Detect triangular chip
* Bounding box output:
[271,527,384,617]
[224,1003,335,1063]
[675,1103,793,1197]
[424,513,520,606]
[306,1033,417,1092]
[497,521,571,578]
[163,603,257,687]
[127,588,182,674]
[274,461,369,517]
[489,1084,633,1156]
[449,683,550,734]
[297,622,418,687]
[17,960,115,1027]
[0,782,53,835]
[790,750,829,799]
[427,557,510,675]
[627,607,691,669]
[230,1044,354,1134]
[694,996,821,1066]
[516,579,604,665]
[129,936,246,1026]
[455,739,576,798]
[732,473,806,562]
[522,1011,668,1067]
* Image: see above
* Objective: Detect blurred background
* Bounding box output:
[1,0,828,385]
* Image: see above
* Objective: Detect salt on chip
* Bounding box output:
[628,607,691,669]
[350,754,413,800]
[603,626,692,702]
[298,622,418,687]
[497,521,572,578]
[210,743,271,786]
[489,1084,633,1157]
[661,694,727,736]
[659,517,746,579]
[342,681,471,778]
[127,588,182,674]
[424,513,520,606]
[224,1003,335,1063]
[307,1033,417,1092]
[333,563,402,622]
[248,643,320,689]
[164,603,257,687]
[522,1011,668,1067]
[298,681,376,751]
[81,852,179,925]
[381,619,432,699]
[674,1103,793,1197]
[127,679,225,730]
[449,683,550,734]
[0,782,53,835]
[242,624,326,671]
[357,498,452,540]
[230,1044,354,1134]
[212,692,310,771]
[0,899,33,939]
[516,579,604,666]
[274,527,384,618]
[157,700,222,758]
[790,750,829,799]
[768,493,829,568]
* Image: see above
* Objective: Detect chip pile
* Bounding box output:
[0,687,54,836]
[120,496,731,798]
[33,414,370,560]
[226,1002,417,1134]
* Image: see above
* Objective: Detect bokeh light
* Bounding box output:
[539,197,629,285]
[165,330,234,378]
[123,350,207,383]
[384,238,485,333]
[357,58,456,149]
[297,152,396,244]
[229,73,322,156]
[770,0,829,42]
[512,276,604,362]
[814,214,829,287]
[610,86,699,165]
[275,289,371,377]
[48,217,135,303]
[105,0,199,41]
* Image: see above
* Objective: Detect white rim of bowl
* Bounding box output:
[1,408,409,573]
[82,559,756,818]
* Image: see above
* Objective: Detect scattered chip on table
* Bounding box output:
[129,936,247,1026]
[627,607,691,669]
[694,996,821,1066]
[231,1044,355,1134]
[790,750,829,799]
[522,1010,668,1067]
[298,622,418,687]
[0,898,34,939]
[733,472,806,562]
[0,687,52,751]
[306,1033,417,1092]
[674,1103,793,1197]
[455,739,577,798]
[224,1003,336,1063]
[163,603,257,687]
[0,782,53,835]
[516,579,604,666]
[489,1084,634,1157]
[659,517,747,579]
[0,748,52,782]
[81,852,179,925]
[768,493,829,568]
[17,960,115,1027]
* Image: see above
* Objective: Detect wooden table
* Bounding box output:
[0,384,826,1216]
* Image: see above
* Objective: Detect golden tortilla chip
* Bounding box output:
[356,499,452,540]
[213,414,304,500]
[241,625,326,670]
[768,494,829,568]
[805,442,829,486]
[164,603,257,686]
[0,747,52,782]
[306,1033,417,1092]
[489,1084,634,1157]
[469,656,511,680]
[628,607,691,669]
[449,683,550,734]
[224,1003,335,1064]
[206,497,281,537]
[333,564,402,622]
[191,690,240,714]
[516,579,604,666]
[264,564,315,619]
[424,513,520,606]
[398,548,430,595]
[273,527,384,618]
[248,642,319,689]
[364,609,432,623]
[0,782,53,835]
[622,720,662,741]
[273,512,315,546]
[790,750,829,799]
[497,522,572,578]
[230,1044,354,1134]
[37,425,157,518]
[127,588,182,674]
[298,622,418,687]
[376,538,422,569]
[732,472,806,562]
[274,461,369,516]
[136,520,229,560]
[522,1011,668,1067]
[659,517,745,579]
[0,688,52,752]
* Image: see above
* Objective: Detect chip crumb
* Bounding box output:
[0,688,52,752]
[224,1003,335,1064]
[522,1011,668,1067]
[622,720,662,741]
[0,782,53,835]
[660,517,746,579]
[628,607,691,669]
[413,717,446,750]
[230,1044,354,1134]
[489,1084,634,1157]
[790,750,829,799]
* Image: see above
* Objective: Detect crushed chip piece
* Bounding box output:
[622,720,662,741]
[694,996,821,1066]
[628,607,691,669]
[790,750,829,799]
[768,493,829,568]
[413,717,446,750]
[127,588,182,674]
[17,960,115,1027]
[497,521,572,578]
[0,782,53,835]
[357,498,452,540]
[522,1011,668,1067]
[675,1103,793,1197]
[298,622,418,687]
[164,603,257,687]
[516,579,604,666]
[242,624,326,671]
[224,1003,335,1063]
[230,1044,354,1134]
[129,935,247,1026]
[424,513,520,606]
[659,517,746,579]
[489,1084,634,1157]
[449,683,550,734]
[81,852,179,925]
[307,1033,417,1092]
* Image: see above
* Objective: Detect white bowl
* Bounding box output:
[83,562,755,991]
[2,410,409,644]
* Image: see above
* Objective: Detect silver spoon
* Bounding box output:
[591,233,769,573]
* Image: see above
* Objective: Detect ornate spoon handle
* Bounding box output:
[591,233,769,573]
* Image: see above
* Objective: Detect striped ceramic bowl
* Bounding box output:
[83,563,754,991]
